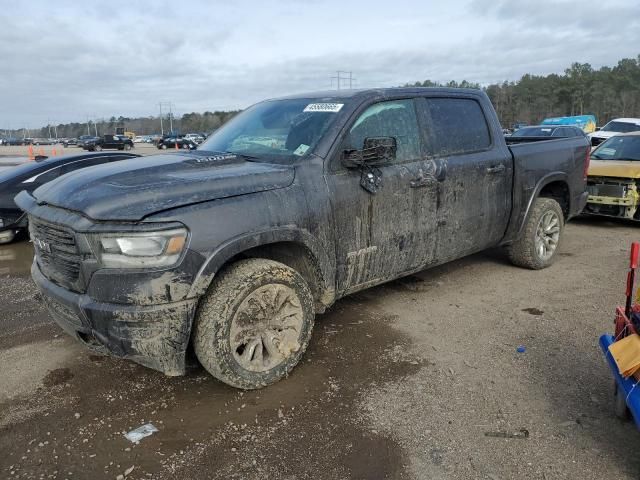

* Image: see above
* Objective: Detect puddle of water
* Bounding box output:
[0,239,33,276]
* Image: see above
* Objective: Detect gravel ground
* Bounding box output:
[1,216,639,479]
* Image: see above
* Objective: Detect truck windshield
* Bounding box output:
[591,136,640,161]
[199,98,345,162]
[600,121,640,133]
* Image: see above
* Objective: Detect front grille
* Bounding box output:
[587,183,626,198]
[30,216,81,288]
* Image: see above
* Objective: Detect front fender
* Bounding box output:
[188,227,333,299]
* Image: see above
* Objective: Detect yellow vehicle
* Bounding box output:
[585,132,640,220]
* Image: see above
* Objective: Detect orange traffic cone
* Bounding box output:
[52,147,57,156]
[175,140,179,151]
[28,144,34,161]
[38,147,45,157]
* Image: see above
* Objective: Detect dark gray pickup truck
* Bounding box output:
[16,88,590,389]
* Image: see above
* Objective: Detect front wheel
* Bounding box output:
[124,144,131,151]
[507,197,564,269]
[94,145,102,151]
[193,259,315,389]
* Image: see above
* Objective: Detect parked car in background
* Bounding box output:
[584,132,640,220]
[588,118,640,147]
[83,134,134,151]
[0,152,139,243]
[541,115,597,134]
[78,135,99,149]
[63,138,78,147]
[2,138,29,146]
[157,136,197,150]
[510,125,586,139]
[16,87,590,387]
[185,133,205,144]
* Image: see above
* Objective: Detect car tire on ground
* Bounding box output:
[94,145,102,151]
[124,144,131,151]
[193,258,315,389]
[160,144,167,150]
[507,197,564,270]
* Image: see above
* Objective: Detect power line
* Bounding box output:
[330,71,356,90]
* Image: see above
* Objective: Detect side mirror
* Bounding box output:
[342,136,397,168]
[595,127,601,131]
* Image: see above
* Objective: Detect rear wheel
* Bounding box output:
[193,259,315,389]
[507,197,564,269]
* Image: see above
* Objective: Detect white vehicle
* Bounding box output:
[184,133,205,144]
[588,118,640,147]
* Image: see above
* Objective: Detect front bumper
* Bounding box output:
[33,260,198,376]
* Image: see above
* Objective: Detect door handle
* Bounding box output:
[486,164,506,174]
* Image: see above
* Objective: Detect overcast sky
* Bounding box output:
[1,0,639,128]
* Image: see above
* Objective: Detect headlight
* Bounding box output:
[94,228,188,268]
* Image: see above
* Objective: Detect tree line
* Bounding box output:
[407,54,640,128]
[5,54,640,139]
[4,110,240,140]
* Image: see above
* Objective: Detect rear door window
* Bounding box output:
[422,98,491,156]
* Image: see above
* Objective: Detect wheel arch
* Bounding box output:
[189,228,335,312]
[518,173,571,237]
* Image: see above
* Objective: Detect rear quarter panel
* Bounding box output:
[503,136,590,242]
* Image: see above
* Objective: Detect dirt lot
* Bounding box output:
[1,216,640,479]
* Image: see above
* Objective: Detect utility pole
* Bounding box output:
[86,116,90,136]
[168,102,173,134]
[159,103,164,135]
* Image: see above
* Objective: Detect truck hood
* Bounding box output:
[31,151,295,221]
[588,160,640,179]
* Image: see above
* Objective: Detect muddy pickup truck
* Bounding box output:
[15,88,590,389]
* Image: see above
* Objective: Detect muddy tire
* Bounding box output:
[193,259,315,389]
[507,197,564,270]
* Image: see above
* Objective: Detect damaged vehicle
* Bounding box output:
[585,132,640,220]
[15,88,589,389]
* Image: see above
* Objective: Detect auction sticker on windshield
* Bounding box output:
[303,103,344,113]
